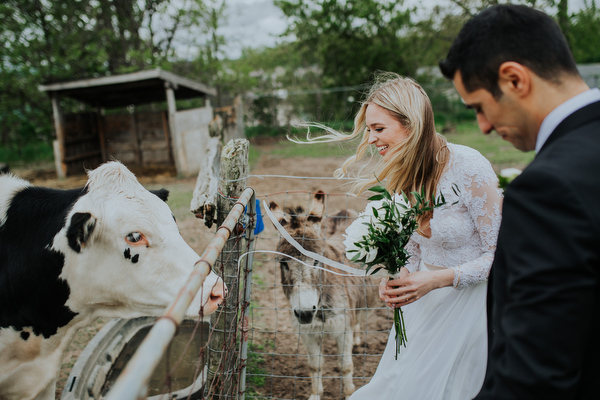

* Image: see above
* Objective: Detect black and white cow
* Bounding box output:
[0,161,225,400]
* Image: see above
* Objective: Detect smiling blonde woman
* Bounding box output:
[296,71,503,400]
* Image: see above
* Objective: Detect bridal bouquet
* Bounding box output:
[343,185,446,358]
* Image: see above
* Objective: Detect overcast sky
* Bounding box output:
[217,0,591,59]
[219,0,289,59]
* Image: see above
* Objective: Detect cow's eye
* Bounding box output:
[126,232,147,245]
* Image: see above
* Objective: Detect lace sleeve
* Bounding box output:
[405,239,421,273]
[453,168,503,290]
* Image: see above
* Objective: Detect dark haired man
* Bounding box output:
[440,4,600,400]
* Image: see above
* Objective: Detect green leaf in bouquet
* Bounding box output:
[350,254,363,262]
[368,185,388,193]
[368,194,385,201]
[370,267,383,275]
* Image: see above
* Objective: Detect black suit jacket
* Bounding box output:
[475,100,600,399]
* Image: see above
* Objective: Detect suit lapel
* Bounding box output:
[538,100,600,155]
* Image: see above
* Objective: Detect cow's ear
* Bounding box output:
[151,189,169,202]
[67,212,97,253]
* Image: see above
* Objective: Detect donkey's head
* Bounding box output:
[269,191,328,325]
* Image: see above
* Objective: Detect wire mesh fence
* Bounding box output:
[244,182,394,400]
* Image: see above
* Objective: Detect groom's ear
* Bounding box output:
[498,61,531,98]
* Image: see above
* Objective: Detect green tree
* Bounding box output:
[570,1,600,63]
[275,0,413,87]
[0,0,208,153]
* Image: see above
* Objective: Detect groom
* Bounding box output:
[440,5,600,399]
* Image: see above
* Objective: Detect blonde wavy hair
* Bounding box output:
[296,72,449,236]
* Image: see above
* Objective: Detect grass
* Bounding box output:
[244,342,269,399]
[443,121,535,171]
[162,185,197,221]
[268,140,356,159]
[244,339,277,398]
[0,142,54,166]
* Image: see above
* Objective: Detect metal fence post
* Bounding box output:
[206,138,250,399]
[238,193,256,400]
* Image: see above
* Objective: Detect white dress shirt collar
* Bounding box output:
[536,88,600,153]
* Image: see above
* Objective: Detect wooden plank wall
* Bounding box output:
[104,112,172,166]
[62,110,173,175]
[63,111,102,175]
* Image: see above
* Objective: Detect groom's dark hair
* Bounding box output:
[439,4,580,98]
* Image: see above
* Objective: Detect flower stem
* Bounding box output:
[394,307,408,360]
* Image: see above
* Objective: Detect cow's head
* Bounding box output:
[54,161,225,320]
[270,191,327,324]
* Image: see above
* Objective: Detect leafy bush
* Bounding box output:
[0,142,54,164]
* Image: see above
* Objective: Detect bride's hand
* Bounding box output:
[379,268,409,308]
[382,269,455,307]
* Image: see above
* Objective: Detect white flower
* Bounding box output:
[362,199,384,218]
[344,214,377,261]
[343,235,377,262]
[500,168,522,179]
[364,246,378,263]
[344,215,369,240]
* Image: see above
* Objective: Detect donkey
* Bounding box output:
[269,191,379,400]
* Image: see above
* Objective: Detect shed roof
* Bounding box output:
[39,68,217,109]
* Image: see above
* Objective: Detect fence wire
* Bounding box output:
[244,178,393,400]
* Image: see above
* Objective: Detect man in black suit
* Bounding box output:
[439,5,600,399]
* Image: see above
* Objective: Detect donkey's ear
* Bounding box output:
[67,212,97,253]
[307,190,325,223]
[269,201,289,226]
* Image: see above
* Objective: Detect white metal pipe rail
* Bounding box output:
[105,187,256,400]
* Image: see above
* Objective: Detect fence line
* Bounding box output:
[245,186,392,400]
[104,187,256,400]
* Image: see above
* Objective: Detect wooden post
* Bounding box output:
[130,111,142,165]
[206,138,249,399]
[161,111,174,166]
[51,93,67,178]
[233,95,245,140]
[165,83,187,175]
[96,107,108,163]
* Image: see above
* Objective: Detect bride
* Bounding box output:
[303,72,502,399]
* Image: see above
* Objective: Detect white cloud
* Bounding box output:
[219,0,289,59]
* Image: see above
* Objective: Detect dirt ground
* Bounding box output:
[11,139,391,399]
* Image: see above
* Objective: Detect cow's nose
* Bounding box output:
[294,307,316,324]
[209,278,226,307]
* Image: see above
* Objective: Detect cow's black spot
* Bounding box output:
[0,185,85,338]
[131,254,139,263]
[20,331,30,341]
[124,248,131,259]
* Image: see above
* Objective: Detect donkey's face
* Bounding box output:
[270,191,328,325]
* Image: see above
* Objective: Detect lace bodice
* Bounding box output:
[405,143,502,289]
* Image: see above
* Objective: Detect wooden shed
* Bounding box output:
[39,69,217,178]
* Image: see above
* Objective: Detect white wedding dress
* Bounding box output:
[351,143,503,400]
